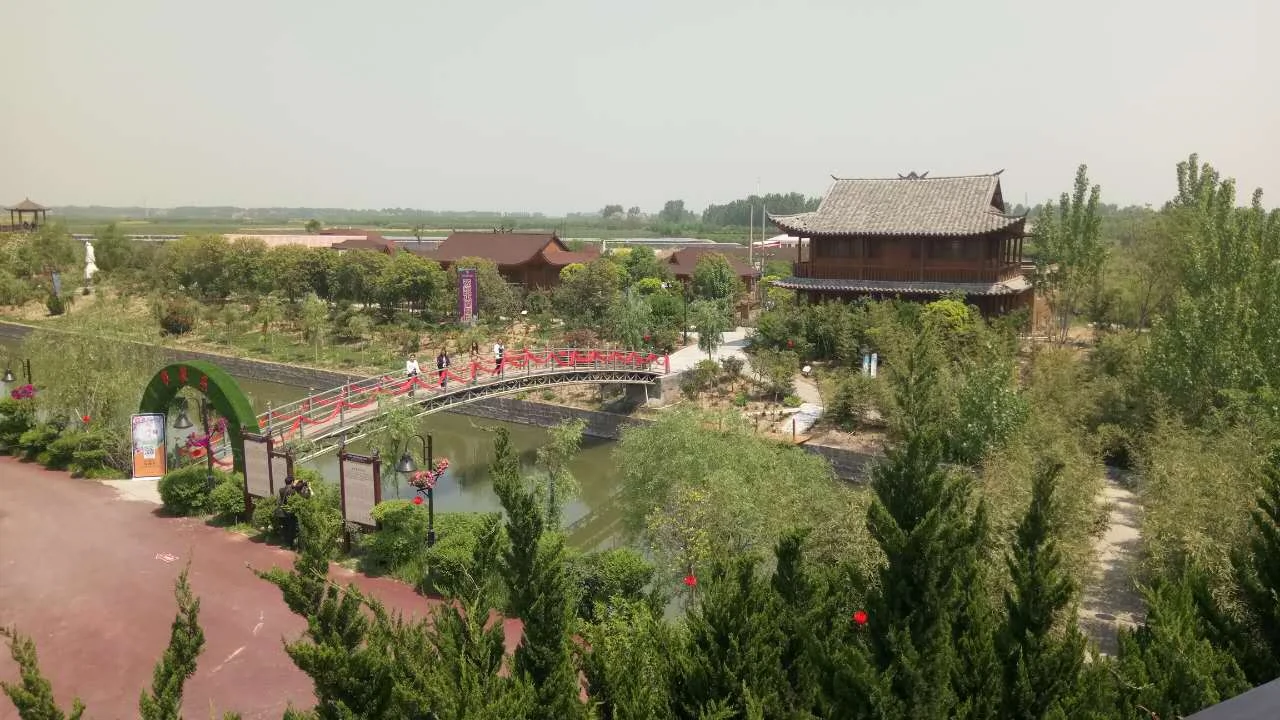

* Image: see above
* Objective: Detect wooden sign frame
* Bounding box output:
[241,431,273,500]
[339,450,382,529]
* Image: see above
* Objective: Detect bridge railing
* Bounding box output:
[255,347,669,439]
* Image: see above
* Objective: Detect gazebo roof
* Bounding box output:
[6,198,48,212]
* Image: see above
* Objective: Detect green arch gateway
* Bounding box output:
[137,360,257,476]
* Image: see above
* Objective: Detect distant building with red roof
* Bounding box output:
[420,230,599,288]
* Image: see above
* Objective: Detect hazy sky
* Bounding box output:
[2,0,1275,215]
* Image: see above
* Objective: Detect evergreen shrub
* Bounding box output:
[570,547,655,622]
[158,464,232,516]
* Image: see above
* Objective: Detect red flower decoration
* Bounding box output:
[852,610,868,625]
[683,574,697,588]
[81,415,91,424]
[159,369,170,385]
[178,366,188,384]
[199,375,209,393]
[412,496,424,505]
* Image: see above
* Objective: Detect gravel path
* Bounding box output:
[1077,469,1144,656]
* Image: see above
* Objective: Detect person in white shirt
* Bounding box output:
[405,354,421,397]
[493,342,504,374]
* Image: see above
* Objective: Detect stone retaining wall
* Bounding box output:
[448,397,650,441]
[0,321,876,480]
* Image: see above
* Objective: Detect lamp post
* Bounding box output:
[395,433,436,547]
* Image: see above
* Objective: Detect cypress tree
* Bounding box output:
[825,332,998,719]
[997,463,1088,720]
[258,494,398,719]
[770,529,831,717]
[491,427,584,720]
[395,512,536,718]
[1,628,87,720]
[1114,577,1249,718]
[670,555,790,719]
[139,567,206,720]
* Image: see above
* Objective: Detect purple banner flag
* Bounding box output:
[458,268,478,324]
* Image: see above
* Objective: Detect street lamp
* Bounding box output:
[395,433,437,547]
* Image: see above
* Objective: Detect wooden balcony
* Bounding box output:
[791,261,1024,285]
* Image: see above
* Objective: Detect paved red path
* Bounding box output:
[0,458,520,720]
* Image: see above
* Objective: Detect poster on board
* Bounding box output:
[131,413,167,480]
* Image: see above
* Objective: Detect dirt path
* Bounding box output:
[0,458,520,719]
[1077,469,1144,656]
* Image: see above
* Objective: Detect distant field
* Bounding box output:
[58,217,753,242]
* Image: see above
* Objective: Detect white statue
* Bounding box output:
[83,241,98,281]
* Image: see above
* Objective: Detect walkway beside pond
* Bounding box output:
[0,458,520,720]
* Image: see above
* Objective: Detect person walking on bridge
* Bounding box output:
[405,353,421,397]
[436,348,451,388]
[493,341,505,376]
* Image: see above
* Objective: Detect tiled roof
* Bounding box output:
[544,250,601,267]
[667,247,760,279]
[329,233,395,253]
[433,232,564,266]
[6,198,47,212]
[770,173,1024,237]
[771,275,1030,296]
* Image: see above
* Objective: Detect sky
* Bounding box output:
[2,0,1276,215]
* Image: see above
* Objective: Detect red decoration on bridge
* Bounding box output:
[244,348,672,464]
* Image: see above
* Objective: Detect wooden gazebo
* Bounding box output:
[5,198,49,231]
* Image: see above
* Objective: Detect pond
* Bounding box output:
[0,340,627,551]
[233,377,627,551]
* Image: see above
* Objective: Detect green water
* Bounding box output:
[0,344,626,551]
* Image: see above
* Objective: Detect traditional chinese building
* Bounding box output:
[768,171,1033,316]
[425,231,598,289]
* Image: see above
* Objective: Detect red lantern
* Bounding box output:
[178,366,189,384]
[160,369,170,385]
[852,610,868,625]
[683,574,697,588]
[413,496,424,505]
[199,375,209,393]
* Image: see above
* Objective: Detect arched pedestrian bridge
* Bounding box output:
[240,347,669,463]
